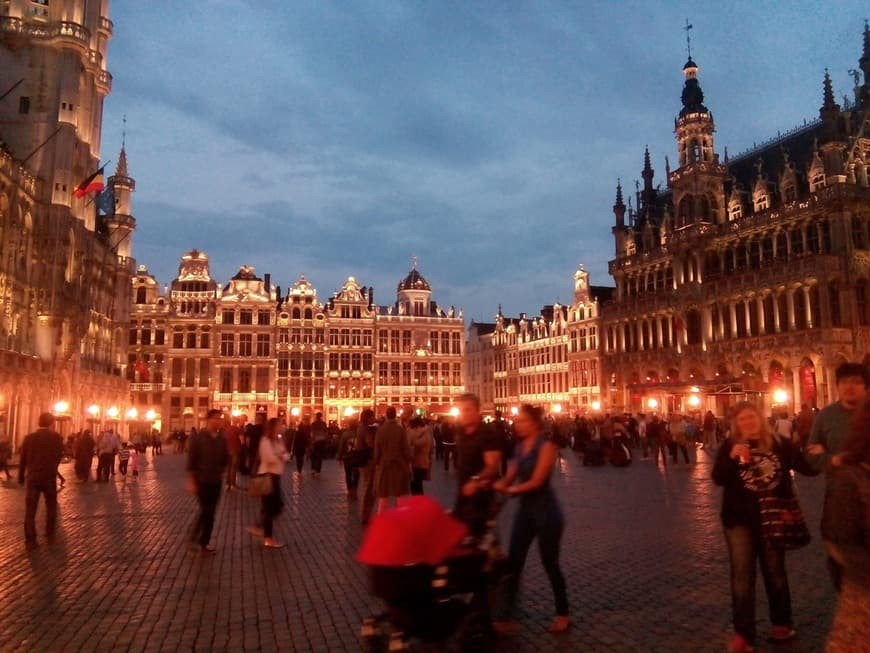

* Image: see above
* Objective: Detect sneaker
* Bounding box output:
[768,626,796,642]
[548,616,570,634]
[263,539,285,549]
[727,634,754,652]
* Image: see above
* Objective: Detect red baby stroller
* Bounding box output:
[358,496,501,652]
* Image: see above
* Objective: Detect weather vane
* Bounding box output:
[122,113,127,149]
[684,19,693,59]
[411,255,418,270]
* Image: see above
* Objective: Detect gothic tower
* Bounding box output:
[107,144,135,259]
[670,56,728,228]
[0,0,112,223]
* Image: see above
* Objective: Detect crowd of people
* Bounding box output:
[10,360,869,649]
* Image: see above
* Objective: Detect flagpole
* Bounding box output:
[21,126,63,166]
[0,78,24,103]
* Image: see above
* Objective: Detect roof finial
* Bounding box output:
[684,18,693,60]
[122,113,127,149]
[823,68,836,108]
[615,178,624,206]
[411,255,418,270]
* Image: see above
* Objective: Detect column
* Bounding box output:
[655,316,663,349]
[786,289,796,330]
[755,296,766,335]
[667,317,674,349]
[637,320,644,351]
[772,293,781,333]
[803,286,813,329]
[729,302,738,338]
[618,323,625,352]
[744,300,752,337]
[701,306,712,351]
[695,253,703,283]
[791,367,802,409]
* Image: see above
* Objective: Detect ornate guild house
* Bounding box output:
[601,25,870,415]
[130,256,465,430]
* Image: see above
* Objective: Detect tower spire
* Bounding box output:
[614,178,624,207]
[684,19,693,60]
[822,68,837,108]
[613,178,626,228]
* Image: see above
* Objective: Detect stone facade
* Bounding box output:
[0,0,133,447]
[601,27,870,416]
[129,257,465,429]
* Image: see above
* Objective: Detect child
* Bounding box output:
[118,442,131,478]
[129,445,139,480]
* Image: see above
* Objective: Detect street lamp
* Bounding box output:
[688,394,701,408]
[647,397,659,410]
[591,400,602,412]
[145,409,157,421]
[449,406,459,418]
[552,403,563,414]
[106,406,120,420]
[52,400,70,416]
[510,406,519,416]
[290,407,300,418]
[126,407,138,420]
[772,389,789,405]
[87,404,100,418]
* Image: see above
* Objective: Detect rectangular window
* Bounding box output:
[239,310,253,325]
[155,329,165,345]
[430,331,439,354]
[184,358,196,388]
[379,330,388,352]
[378,362,388,385]
[19,96,29,114]
[340,353,350,370]
[362,353,372,371]
[238,367,251,393]
[351,329,361,346]
[257,311,271,325]
[186,332,196,348]
[172,331,184,349]
[255,367,269,393]
[128,328,138,345]
[451,333,461,355]
[220,368,233,393]
[199,359,210,388]
[141,327,151,345]
[278,352,289,375]
[256,334,270,356]
[238,333,253,356]
[390,362,400,385]
[222,310,235,324]
[200,332,210,349]
[351,353,361,370]
[402,330,411,352]
[278,328,289,344]
[402,363,411,386]
[363,330,373,347]
[390,330,399,352]
[220,333,234,356]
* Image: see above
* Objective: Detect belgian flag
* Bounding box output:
[73,166,105,198]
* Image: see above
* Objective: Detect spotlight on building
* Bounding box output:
[647,397,659,410]
[53,400,70,416]
[552,404,563,414]
[510,406,519,416]
[688,394,701,408]
[343,406,356,417]
[106,406,120,420]
[126,407,138,420]
[231,408,241,418]
[449,406,460,418]
[290,407,300,417]
[86,404,100,418]
[772,389,789,405]
[145,409,157,421]
[591,400,602,412]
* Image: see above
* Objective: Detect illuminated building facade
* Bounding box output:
[0,0,134,446]
[601,27,870,415]
[466,265,611,416]
[130,257,465,428]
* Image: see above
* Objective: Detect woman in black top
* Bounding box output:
[712,401,817,653]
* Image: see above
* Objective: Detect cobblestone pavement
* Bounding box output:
[0,447,835,652]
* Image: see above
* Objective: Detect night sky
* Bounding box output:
[101,1,868,321]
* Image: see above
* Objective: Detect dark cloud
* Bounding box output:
[105,1,869,321]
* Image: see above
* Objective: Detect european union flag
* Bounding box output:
[96,181,115,217]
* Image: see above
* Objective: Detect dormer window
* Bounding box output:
[729,201,742,221]
[810,173,826,193]
[782,183,797,204]
[754,193,769,213]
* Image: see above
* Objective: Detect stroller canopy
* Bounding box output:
[357,496,469,566]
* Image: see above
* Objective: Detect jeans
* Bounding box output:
[343,463,359,491]
[191,481,222,548]
[25,478,58,544]
[226,451,238,488]
[671,443,690,463]
[724,525,792,644]
[119,460,128,475]
[261,474,283,538]
[410,467,427,495]
[443,445,456,471]
[310,441,325,473]
[650,440,668,466]
[504,506,568,617]
[294,450,305,474]
[97,453,113,481]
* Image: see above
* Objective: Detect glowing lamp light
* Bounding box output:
[449,406,460,418]
[773,389,789,404]
[591,400,602,412]
[126,407,138,420]
[688,394,701,408]
[510,406,519,416]
[231,408,241,418]
[53,400,70,415]
[343,406,356,417]
[647,398,659,410]
[145,409,157,421]
[86,404,100,417]
[553,404,563,414]
[106,406,120,419]
[290,407,301,417]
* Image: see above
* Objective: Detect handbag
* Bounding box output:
[758,489,811,550]
[248,473,272,497]
[344,446,372,468]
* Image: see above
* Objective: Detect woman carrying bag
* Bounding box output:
[713,401,818,653]
[247,418,289,549]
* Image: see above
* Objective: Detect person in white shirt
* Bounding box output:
[774,411,794,442]
[249,418,289,548]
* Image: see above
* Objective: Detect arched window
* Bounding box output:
[729,199,742,221]
[686,309,702,345]
[679,195,693,226]
[829,281,842,327]
[776,231,789,259]
[136,287,147,304]
[291,307,301,320]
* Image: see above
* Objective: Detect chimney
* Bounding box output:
[264,273,271,293]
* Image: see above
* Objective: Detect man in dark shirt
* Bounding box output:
[19,412,64,548]
[454,393,502,536]
[186,409,228,554]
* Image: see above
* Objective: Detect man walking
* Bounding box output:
[310,412,328,475]
[19,412,64,549]
[95,428,117,482]
[453,393,502,536]
[805,362,868,589]
[186,409,228,554]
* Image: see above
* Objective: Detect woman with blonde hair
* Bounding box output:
[713,401,817,653]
